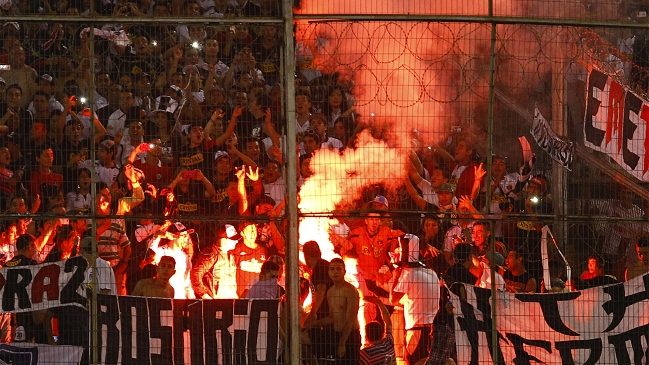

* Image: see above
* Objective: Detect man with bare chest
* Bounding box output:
[132,256,176,298]
[303,258,361,364]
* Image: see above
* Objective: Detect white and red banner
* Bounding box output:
[0,256,90,313]
[452,273,649,364]
[584,68,649,181]
[0,257,281,364]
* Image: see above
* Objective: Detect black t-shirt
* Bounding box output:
[443,263,478,295]
[310,258,333,320]
[174,182,208,217]
[178,143,211,173]
[503,270,536,293]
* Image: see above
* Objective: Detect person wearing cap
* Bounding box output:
[148,221,195,299]
[309,113,343,151]
[0,46,37,109]
[77,139,120,188]
[191,224,240,299]
[389,234,440,365]
[27,75,63,116]
[331,208,403,298]
[433,182,458,228]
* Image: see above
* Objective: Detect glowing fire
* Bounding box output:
[298,130,407,252]
[149,239,195,299]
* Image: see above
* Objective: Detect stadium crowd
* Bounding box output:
[1,1,648,365]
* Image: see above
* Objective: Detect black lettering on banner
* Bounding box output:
[234,299,249,365]
[622,91,641,169]
[602,274,649,332]
[585,69,608,146]
[189,300,206,365]
[148,298,173,365]
[247,300,279,364]
[204,299,235,365]
[607,323,649,365]
[555,338,602,365]
[505,333,552,365]
[172,300,193,365]
[119,296,150,365]
[97,294,120,365]
[455,287,506,365]
[515,292,581,336]
[60,256,88,306]
[2,268,32,311]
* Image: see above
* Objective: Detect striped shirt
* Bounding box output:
[359,333,395,365]
[98,219,130,266]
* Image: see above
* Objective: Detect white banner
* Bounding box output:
[531,108,575,170]
[0,256,90,314]
[452,273,649,364]
[584,68,649,181]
